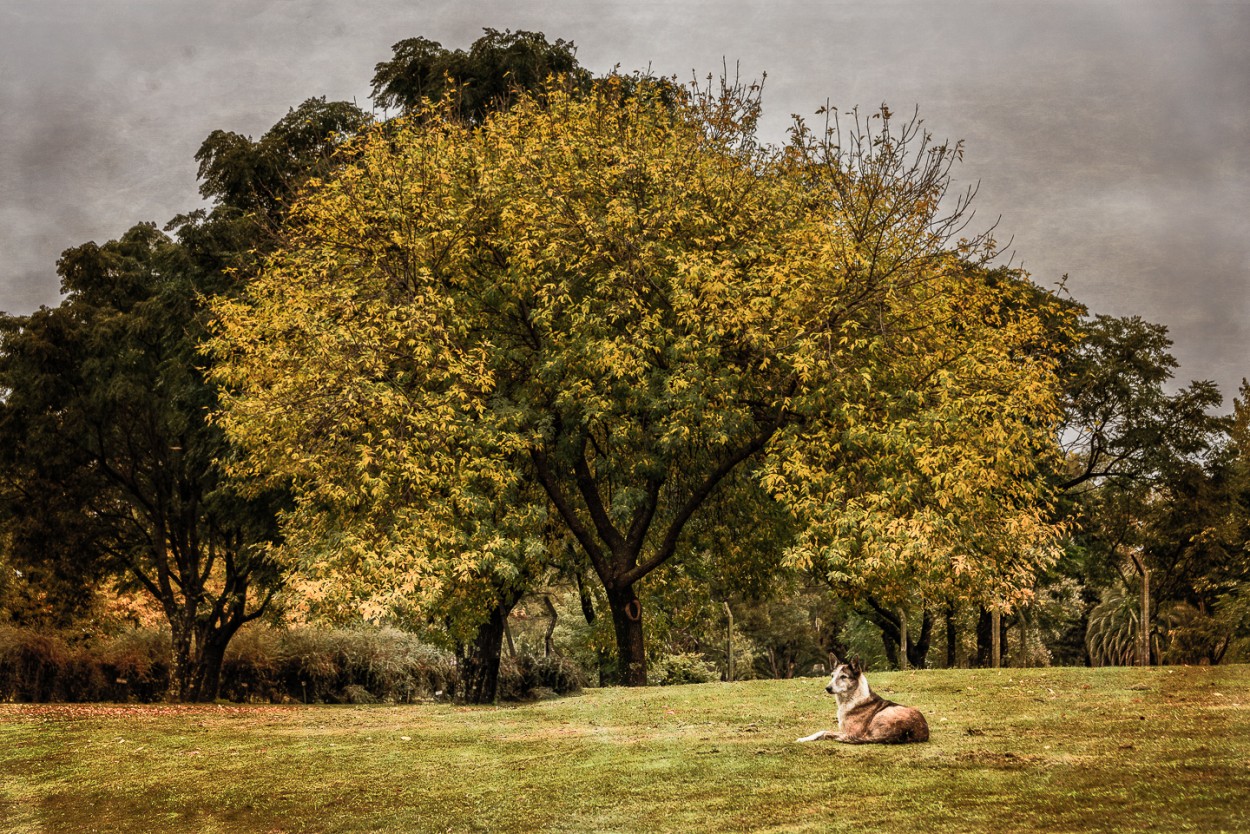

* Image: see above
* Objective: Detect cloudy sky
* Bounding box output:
[2,1,1247,399]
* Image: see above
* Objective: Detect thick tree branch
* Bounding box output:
[572,433,626,557]
[865,596,901,641]
[243,583,278,625]
[625,474,665,554]
[623,424,778,586]
[530,446,612,581]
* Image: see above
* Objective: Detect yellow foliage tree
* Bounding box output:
[211,77,1070,691]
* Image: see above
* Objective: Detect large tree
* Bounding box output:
[212,79,1067,686]
[0,224,283,700]
[798,261,1076,669]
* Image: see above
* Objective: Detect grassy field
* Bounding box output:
[1,665,1247,833]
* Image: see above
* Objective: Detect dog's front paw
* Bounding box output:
[796,731,828,743]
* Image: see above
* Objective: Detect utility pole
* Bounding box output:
[991,608,1002,669]
[1128,551,1151,666]
[898,607,909,670]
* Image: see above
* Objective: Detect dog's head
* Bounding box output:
[825,657,863,696]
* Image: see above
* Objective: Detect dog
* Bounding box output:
[796,657,929,744]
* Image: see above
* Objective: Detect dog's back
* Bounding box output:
[839,691,929,744]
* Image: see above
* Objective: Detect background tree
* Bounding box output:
[1204,383,1250,658]
[2,29,608,704]
[370,28,589,121]
[1058,314,1221,494]
[182,96,371,270]
[0,224,283,700]
[1055,313,1226,665]
[1125,381,1250,664]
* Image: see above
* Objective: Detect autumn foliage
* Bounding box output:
[210,77,1071,689]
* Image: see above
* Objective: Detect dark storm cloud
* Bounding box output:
[2,0,1246,397]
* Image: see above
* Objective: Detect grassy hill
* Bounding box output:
[2,665,1247,833]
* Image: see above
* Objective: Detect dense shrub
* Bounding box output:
[532,653,585,695]
[218,625,282,702]
[224,626,460,704]
[95,629,170,701]
[0,624,459,703]
[0,626,68,701]
[649,652,719,686]
[498,652,585,700]
[0,626,169,702]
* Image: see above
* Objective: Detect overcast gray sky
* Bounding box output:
[2,1,1247,399]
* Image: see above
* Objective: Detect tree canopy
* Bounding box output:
[1046,312,1235,665]
[370,28,588,120]
[210,77,1070,686]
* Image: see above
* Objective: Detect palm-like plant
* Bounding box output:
[1086,586,1159,666]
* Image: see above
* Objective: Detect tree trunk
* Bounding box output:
[459,602,510,704]
[865,599,930,670]
[976,607,992,667]
[991,609,1002,668]
[865,599,900,668]
[166,624,194,703]
[880,632,900,669]
[196,637,229,703]
[945,604,958,668]
[166,621,232,703]
[908,609,933,669]
[543,596,558,658]
[607,586,647,686]
[503,622,517,658]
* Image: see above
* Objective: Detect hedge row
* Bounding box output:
[0,625,582,703]
[0,626,170,703]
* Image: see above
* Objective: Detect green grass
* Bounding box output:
[2,665,1248,833]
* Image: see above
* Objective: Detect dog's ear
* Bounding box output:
[847,656,863,677]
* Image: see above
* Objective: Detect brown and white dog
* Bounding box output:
[796,657,929,744]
